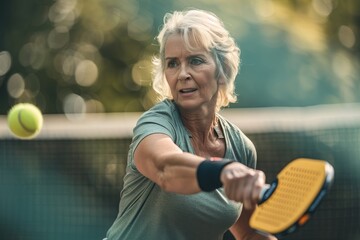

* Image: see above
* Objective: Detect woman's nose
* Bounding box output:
[177,64,191,81]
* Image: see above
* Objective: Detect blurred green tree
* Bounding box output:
[0,0,359,115]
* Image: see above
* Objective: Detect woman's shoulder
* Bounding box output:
[135,99,179,134]
[140,99,177,119]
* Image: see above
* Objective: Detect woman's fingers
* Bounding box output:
[221,163,266,209]
[244,170,265,209]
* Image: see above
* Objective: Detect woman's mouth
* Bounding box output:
[179,88,197,94]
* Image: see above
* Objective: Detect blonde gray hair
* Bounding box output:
[152,9,240,111]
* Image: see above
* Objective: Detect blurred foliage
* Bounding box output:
[0,0,359,115]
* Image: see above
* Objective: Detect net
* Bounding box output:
[0,104,359,240]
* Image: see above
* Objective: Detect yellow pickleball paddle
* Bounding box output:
[250,158,334,238]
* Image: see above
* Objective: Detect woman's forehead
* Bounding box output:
[165,34,208,56]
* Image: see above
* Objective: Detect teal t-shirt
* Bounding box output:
[106,100,257,240]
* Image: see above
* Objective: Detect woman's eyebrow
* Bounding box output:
[165,57,177,61]
[188,53,210,61]
[188,53,206,58]
[165,53,207,61]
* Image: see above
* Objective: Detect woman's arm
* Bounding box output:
[134,133,267,201]
[134,133,204,194]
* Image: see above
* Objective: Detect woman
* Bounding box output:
[105,9,276,240]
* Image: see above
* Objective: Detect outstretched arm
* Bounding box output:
[134,133,204,194]
[134,133,266,206]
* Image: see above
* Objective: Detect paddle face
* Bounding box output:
[250,158,334,238]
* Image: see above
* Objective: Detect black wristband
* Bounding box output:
[196,158,234,192]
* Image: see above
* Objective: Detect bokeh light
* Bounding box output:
[47,26,70,49]
[19,39,47,70]
[127,11,154,41]
[131,58,152,87]
[48,0,78,26]
[312,0,333,17]
[63,93,86,119]
[7,73,25,98]
[75,60,98,87]
[0,51,12,77]
[85,99,105,113]
[338,25,356,49]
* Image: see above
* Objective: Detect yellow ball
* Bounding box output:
[7,103,43,139]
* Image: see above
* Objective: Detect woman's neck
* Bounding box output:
[180,107,218,141]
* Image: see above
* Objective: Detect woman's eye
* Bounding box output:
[190,57,204,65]
[167,60,178,68]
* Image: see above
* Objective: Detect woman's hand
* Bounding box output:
[220,163,266,210]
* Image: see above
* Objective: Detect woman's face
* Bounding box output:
[164,34,221,112]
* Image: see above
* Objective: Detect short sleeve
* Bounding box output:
[127,101,178,170]
[244,136,257,169]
